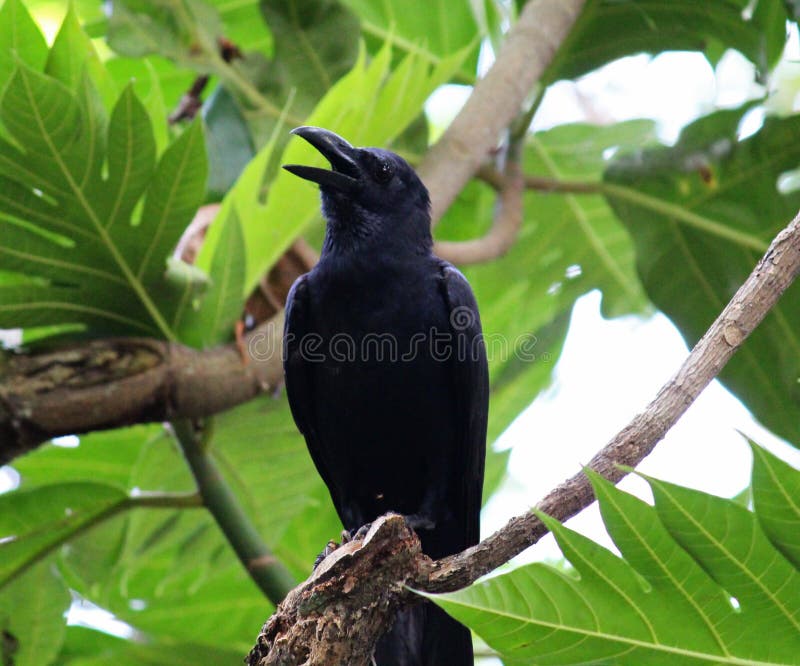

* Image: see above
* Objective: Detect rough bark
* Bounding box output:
[247,515,425,666]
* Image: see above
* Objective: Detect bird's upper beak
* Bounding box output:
[283,126,361,193]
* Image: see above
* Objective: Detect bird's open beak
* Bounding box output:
[283,126,361,193]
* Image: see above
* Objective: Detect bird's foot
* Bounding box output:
[343,523,372,543]
[312,539,340,570]
[343,513,434,546]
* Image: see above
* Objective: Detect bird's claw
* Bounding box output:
[312,539,340,570]
[343,523,372,543]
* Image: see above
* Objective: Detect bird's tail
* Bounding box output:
[374,601,472,666]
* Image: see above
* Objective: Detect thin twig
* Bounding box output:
[169,37,243,124]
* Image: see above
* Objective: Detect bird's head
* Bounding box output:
[283,126,431,253]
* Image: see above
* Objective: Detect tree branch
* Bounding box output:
[0,315,284,464]
[418,0,587,224]
[249,208,800,663]
[433,134,524,265]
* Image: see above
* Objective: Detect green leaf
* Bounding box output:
[259,0,360,118]
[11,426,158,489]
[0,482,128,589]
[340,0,481,80]
[57,626,246,666]
[46,3,117,111]
[106,0,222,66]
[105,55,190,153]
[546,0,789,83]
[649,476,800,643]
[0,39,207,342]
[0,0,47,95]
[750,441,800,568]
[176,209,246,347]
[132,119,206,287]
[0,561,71,666]
[606,108,800,445]
[436,121,654,456]
[435,471,800,665]
[204,84,255,198]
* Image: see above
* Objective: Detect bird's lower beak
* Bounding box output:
[283,126,361,193]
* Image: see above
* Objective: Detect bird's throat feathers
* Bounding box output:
[320,191,433,259]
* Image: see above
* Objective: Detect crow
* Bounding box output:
[282,126,488,666]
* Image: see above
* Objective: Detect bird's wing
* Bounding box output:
[283,275,342,508]
[439,261,489,547]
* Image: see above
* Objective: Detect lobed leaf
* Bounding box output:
[0,53,207,341]
[750,441,800,568]
[546,0,789,83]
[0,561,71,666]
[435,459,800,665]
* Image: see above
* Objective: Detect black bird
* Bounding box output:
[282,126,488,666]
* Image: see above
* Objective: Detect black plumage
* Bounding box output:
[283,126,488,665]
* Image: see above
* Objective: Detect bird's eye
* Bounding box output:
[374,160,394,184]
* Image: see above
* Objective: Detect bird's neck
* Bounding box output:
[319,210,433,265]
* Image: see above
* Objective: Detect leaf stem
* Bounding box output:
[0,491,202,591]
[476,168,769,252]
[171,419,295,605]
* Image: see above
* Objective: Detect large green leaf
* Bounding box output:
[54,430,268,652]
[435,451,800,665]
[258,0,360,119]
[106,0,222,65]
[210,398,341,576]
[0,481,128,588]
[0,560,71,666]
[751,441,800,568]
[546,0,788,84]
[0,14,208,341]
[57,626,245,666]
[204,85,255,197]
[11,426,158,489]
[0,0,47,97]
[605,108,800,446]
[340,0,484,80]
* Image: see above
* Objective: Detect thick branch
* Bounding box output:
[0,315,284,464]
[434,139,524,265]
[250,209,800,662]
[418,0,587,224]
